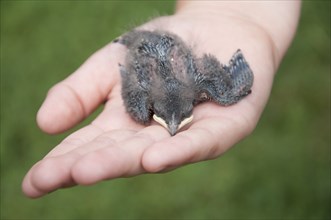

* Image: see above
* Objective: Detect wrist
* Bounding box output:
[175,1,301,66]
[175,1,252,18]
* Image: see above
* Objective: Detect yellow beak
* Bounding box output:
[153,114,193,135]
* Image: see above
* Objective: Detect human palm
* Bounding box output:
[22,14,276,198]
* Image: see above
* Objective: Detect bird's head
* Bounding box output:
[152,79,194,136]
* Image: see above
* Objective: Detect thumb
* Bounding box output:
[37,43,124,134]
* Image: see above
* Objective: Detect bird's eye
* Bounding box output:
[153,108,161,117]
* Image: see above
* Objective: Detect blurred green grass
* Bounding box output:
[1,1,330,219]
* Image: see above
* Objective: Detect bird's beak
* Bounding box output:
[153,114,193,136]
[178,115,193,131]
[153,114,168,130]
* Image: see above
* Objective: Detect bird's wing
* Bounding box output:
[193,49,253,106]
[120,64,152,124]
[227,49,254,98]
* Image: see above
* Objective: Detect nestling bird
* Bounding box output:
[116,30,254,136]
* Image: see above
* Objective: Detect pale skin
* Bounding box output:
[22,1,301,198]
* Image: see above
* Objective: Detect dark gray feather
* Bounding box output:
[116,30,254,135]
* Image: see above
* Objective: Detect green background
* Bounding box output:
[1,1,330,219]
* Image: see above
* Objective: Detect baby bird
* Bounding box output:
[116,30,253,136]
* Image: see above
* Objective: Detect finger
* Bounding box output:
[22,129,136,198]
[23,87,147,199]
[37,42,126,134]
[22,156,77,198]
[71,126,169,185]
[22,123,106,198]
[45,124,106,157]
[142,112,256,173]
